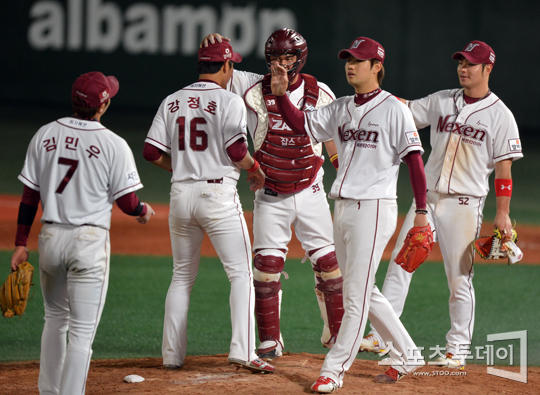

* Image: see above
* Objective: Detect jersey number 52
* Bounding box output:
[177,116,208,151]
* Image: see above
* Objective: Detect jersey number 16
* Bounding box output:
[177,116,208,151]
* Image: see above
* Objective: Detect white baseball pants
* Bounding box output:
[252,178,334,253]
[163,179,257,366]
[37,223,109,395]
[369,190,485,360]
[320,199,422,385]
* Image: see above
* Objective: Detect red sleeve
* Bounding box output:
[15,186,40,246]
[402,151,427,210]
[143,142,163,162]
[227,138,247,162]
[275,94,306,133]
[116,192,148,216]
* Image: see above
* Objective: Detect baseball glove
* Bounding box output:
[473,228,523,263]
[0,262,35,318]
[395,224,434,273]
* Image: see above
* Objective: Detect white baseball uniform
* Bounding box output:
[228,70,341,352]
[302,91,426,384]
[369,88,523,363]
[19,117,143,395]
[145,80,259,367]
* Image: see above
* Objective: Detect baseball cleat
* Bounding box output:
[257,339,283,361]
[311,376,342,393]
[374,367,406,384]
[359,334,386,354]
[163,364,183,370]
[228,358,275,374]
[433,353,465,369]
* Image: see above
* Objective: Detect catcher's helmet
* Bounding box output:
[265,28,307,83]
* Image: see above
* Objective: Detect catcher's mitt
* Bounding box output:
[0,261,34,318]
[473,228,523,263]
[395,224,434,273]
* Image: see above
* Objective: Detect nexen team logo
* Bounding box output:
[437,115,486,146]
[465,43,480,52]
[338,124,379,149]
[351,39,365,49]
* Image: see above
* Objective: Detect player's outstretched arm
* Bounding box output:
[201,33,231,48]
[233,154,265,192]
[493,159,513,235]
[136,203,155,225]
[324,141,339,170]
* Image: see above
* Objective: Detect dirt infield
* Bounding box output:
[1,194,539,394]
[2,354,539,395]
[1,194,539,263]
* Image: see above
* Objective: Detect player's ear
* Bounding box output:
[484,63,493,76]
[97,100,110,116]
[371,60,382,73]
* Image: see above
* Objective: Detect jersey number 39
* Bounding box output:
[177,116,208,151]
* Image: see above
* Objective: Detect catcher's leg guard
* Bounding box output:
[310,246,344,348]
[253,250,286,358]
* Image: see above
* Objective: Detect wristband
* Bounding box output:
[247,160,260,173]
[330,154,339,170]
[415,209,428,215]
[494,179,512,197]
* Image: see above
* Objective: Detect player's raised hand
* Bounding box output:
[270,63,289,97]
[201,33,231,48]
[247,168,266,192]
[136,202,155,225]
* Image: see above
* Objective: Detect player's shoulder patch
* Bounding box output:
[126,171,140,183]
[405,131,421,145]
[508,138,522,152]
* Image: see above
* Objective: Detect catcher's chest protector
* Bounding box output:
[254,74,324,194]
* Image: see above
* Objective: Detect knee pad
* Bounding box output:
[310,246,339,273]
[253,249,286,282]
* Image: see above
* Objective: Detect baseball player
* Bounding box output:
[363,40,523,368]
[143,40,275,373]
[201,29,344,361]
[270,36,429,392]
[10,71,155,395]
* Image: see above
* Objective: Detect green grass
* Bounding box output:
[1,250,538,367]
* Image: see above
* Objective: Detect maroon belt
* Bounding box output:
[207,178,223,184]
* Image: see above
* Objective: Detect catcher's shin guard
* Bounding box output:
[254,280,282,351]
[316,276,344,345]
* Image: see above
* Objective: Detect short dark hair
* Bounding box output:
[197,61,232,74]
[370,59,385,86]
[72,97,100,119]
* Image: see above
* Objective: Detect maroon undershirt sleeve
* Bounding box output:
[402,151,427,210]
[15,186,40,247]
[227,138,248,162]
[143,142,163,161]
[116,192,148,216]
[275,94,306,133]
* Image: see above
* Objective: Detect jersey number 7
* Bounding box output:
[177,116,208,151]
[56,157,79,194]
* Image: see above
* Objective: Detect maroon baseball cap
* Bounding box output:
[198,41,242,63]
[452,40,495,65]
[338,37,385,64]
[72,71,119,108]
